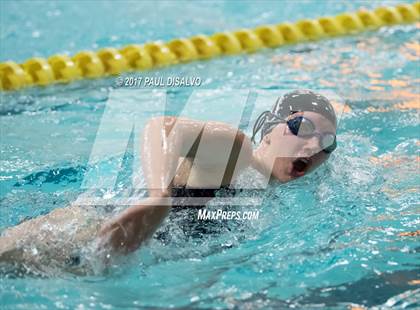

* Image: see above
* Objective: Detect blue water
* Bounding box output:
[1,0,419,309]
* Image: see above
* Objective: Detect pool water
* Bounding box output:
[1,0,419,309]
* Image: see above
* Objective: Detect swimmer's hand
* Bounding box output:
[98,197,171,254]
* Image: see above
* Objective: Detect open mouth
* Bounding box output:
[291,157,311,177]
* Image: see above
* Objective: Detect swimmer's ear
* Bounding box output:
[263,134,271,145]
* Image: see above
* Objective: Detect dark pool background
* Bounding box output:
[1,0,419,309]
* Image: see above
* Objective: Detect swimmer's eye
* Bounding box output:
[286,116,316,136]
[286,116,337,153]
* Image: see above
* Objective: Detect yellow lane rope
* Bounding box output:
[0,2,419,91]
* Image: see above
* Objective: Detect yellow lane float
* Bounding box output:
[1,2,419,91]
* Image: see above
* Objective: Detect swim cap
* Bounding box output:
[251,90,337,143]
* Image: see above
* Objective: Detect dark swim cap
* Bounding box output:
[251,90,337,143]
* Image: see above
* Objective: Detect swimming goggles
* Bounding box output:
[251,112,337,154]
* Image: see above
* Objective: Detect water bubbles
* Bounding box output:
[46,10,61,17]
[31,30,41,38]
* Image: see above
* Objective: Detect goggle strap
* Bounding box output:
[251,110,271,144]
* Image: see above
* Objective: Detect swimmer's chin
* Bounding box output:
[268,169,296,184]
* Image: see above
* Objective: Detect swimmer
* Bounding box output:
[0,90,337,275]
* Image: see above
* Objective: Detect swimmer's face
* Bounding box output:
[255,111,336,182]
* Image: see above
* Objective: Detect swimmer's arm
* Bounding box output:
[98,116,198,254]
[141,116,202,197]
[98,197,170,254]
[142,116,252,190]
[98,116,252,254]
